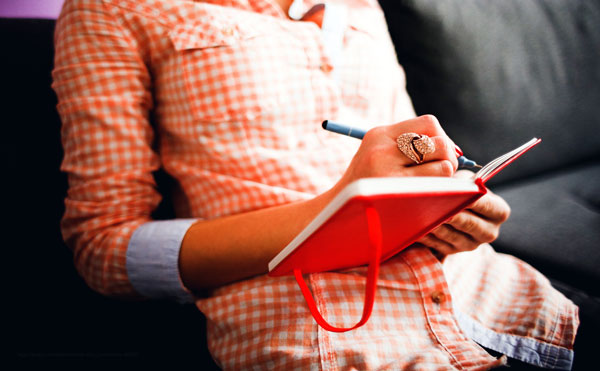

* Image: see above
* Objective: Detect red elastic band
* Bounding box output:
[293,204,382,332]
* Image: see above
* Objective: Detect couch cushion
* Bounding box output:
[379,0,600,185]
[493,162,600,297]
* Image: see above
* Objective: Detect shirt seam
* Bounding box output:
[399,252,466,370]
[102,0,175,27]
[313,273,337,371]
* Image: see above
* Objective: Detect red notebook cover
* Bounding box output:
[268,138,540,332]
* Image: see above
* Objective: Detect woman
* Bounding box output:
[53,0,578,369]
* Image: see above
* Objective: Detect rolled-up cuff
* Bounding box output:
[126,219,198,303]
[455,310,575,370]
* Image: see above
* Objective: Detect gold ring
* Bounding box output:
[396,133,435,164]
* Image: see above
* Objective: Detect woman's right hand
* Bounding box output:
[180,115,460,291]
[332,115,459,194]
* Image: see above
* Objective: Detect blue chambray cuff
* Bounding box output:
[455,310,574,370]
[126,219,198,303]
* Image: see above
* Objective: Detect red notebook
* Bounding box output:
[268,138,541,332]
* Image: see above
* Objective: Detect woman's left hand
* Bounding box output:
[416,171,511,256]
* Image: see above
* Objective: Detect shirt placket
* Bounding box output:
[400,248,495,370]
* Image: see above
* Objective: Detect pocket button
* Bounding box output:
[431,291,446,304]
[221,27,235,37]
[319,63,334,73]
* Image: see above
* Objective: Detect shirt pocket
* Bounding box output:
[168,15,274,123]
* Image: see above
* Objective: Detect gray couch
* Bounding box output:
[379,0,600,368]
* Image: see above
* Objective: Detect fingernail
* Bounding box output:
[454,145,464,157]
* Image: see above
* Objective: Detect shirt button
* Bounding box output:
[221,27,235,37]
[319,63,334,73]
[431,291,446,304]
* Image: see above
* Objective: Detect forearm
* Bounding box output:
[179,185,341,292]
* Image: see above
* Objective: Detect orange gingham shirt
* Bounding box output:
[53,0,579,369]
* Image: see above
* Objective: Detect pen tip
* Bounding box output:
[322,120,328,129]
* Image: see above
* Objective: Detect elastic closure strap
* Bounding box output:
[293,204,382,332]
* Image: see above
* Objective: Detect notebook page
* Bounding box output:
[475,138,540,182]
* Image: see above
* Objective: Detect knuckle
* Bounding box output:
[435,138,457,167]
[480,199,493,215]
[439,160,454,177]
[500,201,511,221]
[419,114,443,134]
[371,125,387,136]
[503,206,511,221]
[419,235,435,248]
[481,228,498,243]
[363,126,383,141]
[489,229,500,242]
[453,213,468,227]
[463,217,478,234]
[486,193,511,221]
[421,114,440,128]
[431,226,447,240]
[437,137,450,152]
[432,137,450,157]
[438,226,457,243]
[448,214,461,225]
[424,234,442,249]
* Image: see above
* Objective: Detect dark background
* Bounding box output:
[5,18,218,368]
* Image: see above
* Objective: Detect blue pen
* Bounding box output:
[322,120,481,169]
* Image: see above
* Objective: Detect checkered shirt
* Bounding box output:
[53,0,578,369]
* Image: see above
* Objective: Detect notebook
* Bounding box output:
[268,138,541,332]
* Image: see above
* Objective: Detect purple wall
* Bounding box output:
[0,0,65,19]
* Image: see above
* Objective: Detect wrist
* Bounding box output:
[178,189,341,291]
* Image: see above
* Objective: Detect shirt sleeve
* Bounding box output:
[127,219,197,303]
[52,0,191,301]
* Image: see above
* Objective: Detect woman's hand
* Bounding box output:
[332,115,459,194]
[417,171,511,256]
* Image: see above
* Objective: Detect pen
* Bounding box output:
[322,120,481,169]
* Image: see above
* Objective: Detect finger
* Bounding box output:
[468,192,511,222]
[417,233,455,255]
[388,115,449,138]
[419,136,458,170]
[447,211,500,244]
[401,160,454,177]
[430,224,479,252]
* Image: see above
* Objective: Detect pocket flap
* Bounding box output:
[169,17,261,50]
